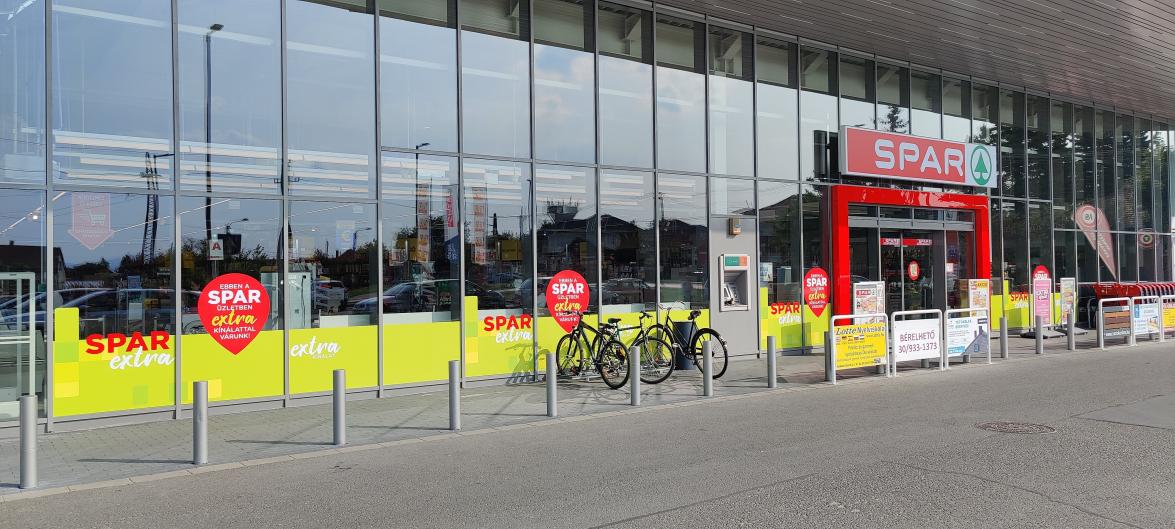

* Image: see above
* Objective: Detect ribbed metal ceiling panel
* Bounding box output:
[656,0,1175,115]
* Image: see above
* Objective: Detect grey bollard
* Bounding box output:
[449,360,461,431]
[999,317,1009,359]
[766,336,778,389]
[193,381,208,465]
[1067,310,1076,351]
[702,341,713,397]
[824,330,834,382]
[19,395,36,489]
[333,369,346,446]
[546,352,557,417]
[1035,316,1044,355]
[629,346,640,406]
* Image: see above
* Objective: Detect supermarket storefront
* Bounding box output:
[1,0,1173,429]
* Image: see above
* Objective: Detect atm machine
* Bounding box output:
[720,254,750,311]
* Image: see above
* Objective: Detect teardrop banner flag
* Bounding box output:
[804,267,830,318]
[545,270,590,333]
[199,273,270,355]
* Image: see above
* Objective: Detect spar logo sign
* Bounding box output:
[969,146,993,186]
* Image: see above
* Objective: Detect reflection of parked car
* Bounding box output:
[602,278,655,304]
[353,280,505,313]
[314,280,346,312]
[0,288,106,318]
[2,289,200,334]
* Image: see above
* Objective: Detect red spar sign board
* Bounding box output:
[839,127,998,188]
[804,267,830,318]
[199,273,270,355]
[546,270,590,333]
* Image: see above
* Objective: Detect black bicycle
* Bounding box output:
[645,306,729,379]
[555,311,674,388]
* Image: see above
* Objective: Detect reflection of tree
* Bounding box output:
[881,104,907,133]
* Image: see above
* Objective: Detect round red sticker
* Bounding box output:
[198,273,270,355]
[907,260,922,282]
[803,267,830,317]
[545,270,590,333]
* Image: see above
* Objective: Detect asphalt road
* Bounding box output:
[4,343,1174,528]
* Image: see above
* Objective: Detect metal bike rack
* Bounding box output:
[1130,295,1162,344]
[1096,297,1134,350]
[827,313,890,385]
[889,309,944,376]
[944,308,992,366]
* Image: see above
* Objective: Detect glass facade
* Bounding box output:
[3,0,1174,425]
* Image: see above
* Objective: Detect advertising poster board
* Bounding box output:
[1031,265,1052,323]
[892,318,942,362]
[832,322,887,369]
[852,281,885,323]
[1059,277,1076,324]
[1132,302,1160,336]
[1164,298,1175,336]
[946,315,990,357]
[964,278,990,310]
[1102,306,1132,341]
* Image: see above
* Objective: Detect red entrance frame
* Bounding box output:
[829,185,991,317]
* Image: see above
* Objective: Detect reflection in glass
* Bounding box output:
[380,0,458,152]
[757,181,801,304]
[876,63,908,133]
[1096,110,1117,231]
[535,165,597,317]
[52,1,173,189]
[942,77,970,141]
[1120,233,1137,282]
[801,184,828,273]
[461,31,531,158]
[1026,95,1050,200]
[534,44,596,163]
[658,174,708,309]
[0,0,45,183]
[381,153,460,320]
[656,67,705,173]
[709,76,754,176]
[288,201,378,328]
[1117,114,1135,231]
[178,0,281,194]
[1074,106,1096,213]
[1001,200,1028,291]
[599,56,652,168]
[1051,102,1074,228]
[971,84,998,145]
[757,82,798,180]
[1137,118,1154,230]
[463,159,532,311]
[287,0,375,198]
[910,70,941,138]
[799,47,835,94]
[800,92,838,181]
[839,56,875,129]
[600,170,654,312]
[1000,90,1026,198]
[1028,202,1052,278]
[710,177,754,216]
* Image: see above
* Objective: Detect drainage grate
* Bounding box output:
[976,422,1056,434]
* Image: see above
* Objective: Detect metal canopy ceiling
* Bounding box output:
[657,0,1175,117]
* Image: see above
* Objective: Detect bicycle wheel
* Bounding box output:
[635,335,675,385]
[691,329,729,379]
[595,339,630,389]
[555,333,582,377]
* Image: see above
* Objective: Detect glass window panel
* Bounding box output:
[599,55,652,168]
[0,0,45,184]
[971,84,998,145]
[1117,115,1136,231]
[1052,101,1074,228]
[656,67,705,173]
[380,153,460,318]
[755,37,794,87]
[1140,230,1157,281]
[910,70,940,138]
[179,197,284,401]
[1074,106,1096,215]
[1054,231,1076,286]
[1028,202,1052,277]
[0,190,45,420]
[1026,95,1050,200]
[800,91,837,181]
[799,47,835,94]
[534,43,595,163]
[287,0,376,198]
[990,199,1004,294]
[708,27,752,80]
[1000,90,1026,198]
[1001,200,1029,293]
[534,0,590,50]
[379,0,458,152]
[710,177,754,216]
[1076,225,1099,283]
[709,75,754,176]
[658,173,708,310]
[1096,109,1117,230]
[461,30,531,158]
[1120,233,1137,282]
[840,56,875,130]
[1155,123,1169,235]
[535,164,597,316]
[460,0,528,38]
[756,80,798,180]
[600,169,655,314]
[598,2,648,62]
[52,1,173,189]
[757,180,802,348]
[655,15,702,72]
[942,77,970,141]
[178,0,281,194]
[1137,118,1154,230]
[287,201,378,393]
[876,63,909,133]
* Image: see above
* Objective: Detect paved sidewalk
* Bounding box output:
[0,333,1106,496]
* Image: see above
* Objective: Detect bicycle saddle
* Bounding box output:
[607,317,621,324]
[639,311,651,319]
[688,309,701,320]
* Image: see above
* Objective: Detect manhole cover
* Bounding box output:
[976,422,1056,434]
